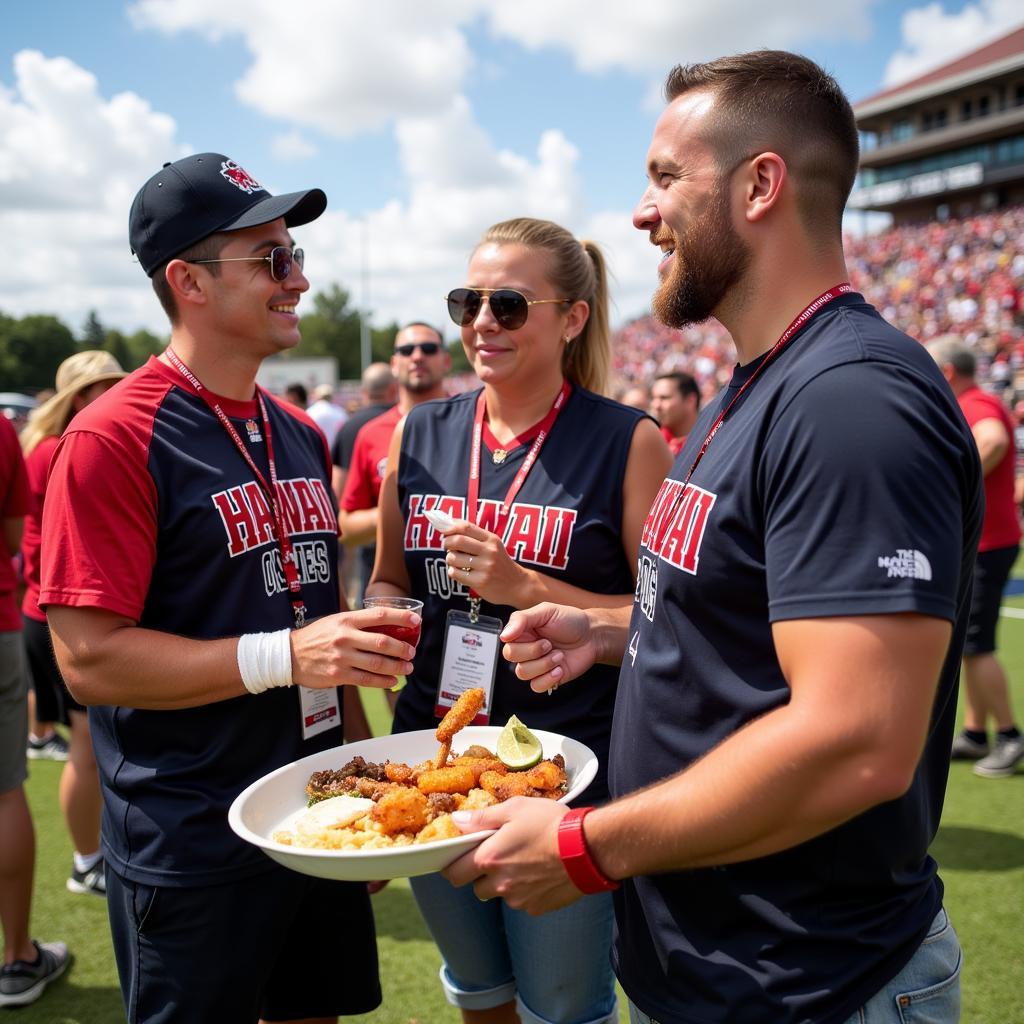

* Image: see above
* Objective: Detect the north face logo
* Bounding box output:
[220,160,264,194]
[878,549,932,580]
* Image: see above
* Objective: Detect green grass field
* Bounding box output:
[14,605,1024,1024]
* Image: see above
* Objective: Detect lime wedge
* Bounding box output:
[496,715,543,770]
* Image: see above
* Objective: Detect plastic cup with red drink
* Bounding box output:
[363,596,423,689]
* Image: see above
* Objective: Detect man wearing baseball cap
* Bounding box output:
[39,154,422,1023]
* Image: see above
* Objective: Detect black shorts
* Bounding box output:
[964,544,1019,656]
[23,614,83,723]
[106,865,381,1023]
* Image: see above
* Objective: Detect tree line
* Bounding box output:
[1,282,468,393]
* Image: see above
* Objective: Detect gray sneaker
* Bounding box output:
[0,940,70,1007]
[26,732,69,762]
[950,732,988,760]
[66,858,106,897]
[973,736,1024,778]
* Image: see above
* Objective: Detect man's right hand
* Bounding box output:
[500,603,599,692]
[290,606,419,689]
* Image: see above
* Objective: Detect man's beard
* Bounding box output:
[403,372,438,395]
[652,181,751,329]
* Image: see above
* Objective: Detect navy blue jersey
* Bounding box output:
[609,294,982,1024]
[41,357,343,887]
[392,386,646,803]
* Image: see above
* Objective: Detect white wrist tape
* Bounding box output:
[237,629,294,694]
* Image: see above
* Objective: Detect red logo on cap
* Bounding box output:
[220,160,264,194]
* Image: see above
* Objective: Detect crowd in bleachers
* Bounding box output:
[611,204,1024,403]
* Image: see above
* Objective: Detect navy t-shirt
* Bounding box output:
[609,294,982,1024]
[41,357,343,887]
[392,386,646,803]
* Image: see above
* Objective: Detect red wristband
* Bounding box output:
[557,807,620,894]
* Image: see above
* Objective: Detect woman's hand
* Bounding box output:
[290,606,419,689]
[440,519,533,608]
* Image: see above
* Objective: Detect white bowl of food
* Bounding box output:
[228,725,598,881]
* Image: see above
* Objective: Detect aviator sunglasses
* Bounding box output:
[446,287,570,332]
[190,246,304,282]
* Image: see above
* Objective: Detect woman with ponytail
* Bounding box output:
[370,218,671,1024]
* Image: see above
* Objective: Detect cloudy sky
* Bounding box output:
[2,0,1022,340]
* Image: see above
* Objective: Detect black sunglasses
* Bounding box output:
[445,287,570,332]
[394,342,442,357]
[191,246,304,283]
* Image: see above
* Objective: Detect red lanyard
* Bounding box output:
[682,283,853,486]
[467,380,571,523]
[165,349,308,628]
[464,380,571,600]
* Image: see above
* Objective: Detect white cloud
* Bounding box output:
[299,95,598,332]
[129,0,877,132]
[271,131,317,162]
[0,50,184,333]
[113,0,886,334]
[2,4,910,356]
[128,0,478,137]
[485,1,874,74]
[883,0,1024,86]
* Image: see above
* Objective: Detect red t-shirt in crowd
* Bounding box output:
[340,405,403,514]
[659,425,685,456]
[958,385,1022,552]
[0,416,30,631]
[20,434,59,622]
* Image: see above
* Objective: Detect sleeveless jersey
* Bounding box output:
[40,356,343,887]
[609,294,983,1024]
[392,386,646,803]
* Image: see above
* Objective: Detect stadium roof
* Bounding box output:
[855,24,1024,119]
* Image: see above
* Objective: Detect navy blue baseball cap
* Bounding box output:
[129,153,327,277]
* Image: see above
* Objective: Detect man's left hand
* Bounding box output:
[443,797,583,915]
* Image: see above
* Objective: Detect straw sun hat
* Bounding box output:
[21,350,127,455]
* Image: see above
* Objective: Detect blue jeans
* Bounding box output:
[842,909,961,1024]
[626,908,961,1024]
[410,871,617,1024]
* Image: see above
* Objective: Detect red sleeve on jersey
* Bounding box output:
[40,429,159,621]
[340,427,375,513]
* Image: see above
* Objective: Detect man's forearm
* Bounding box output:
[338,506,378,547]
[587,699,908,881]
[49,609,246,710]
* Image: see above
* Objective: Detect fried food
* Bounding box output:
[371,787,429,836]
[384,761,414,784]
[436,688,486,743]
[434,739,452,771]
[451,756,507,784]
[523,759,567,792]
[279,717,567,852]
[477,758,567,801]
[417,764,476,795]
[479,769,539,800]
